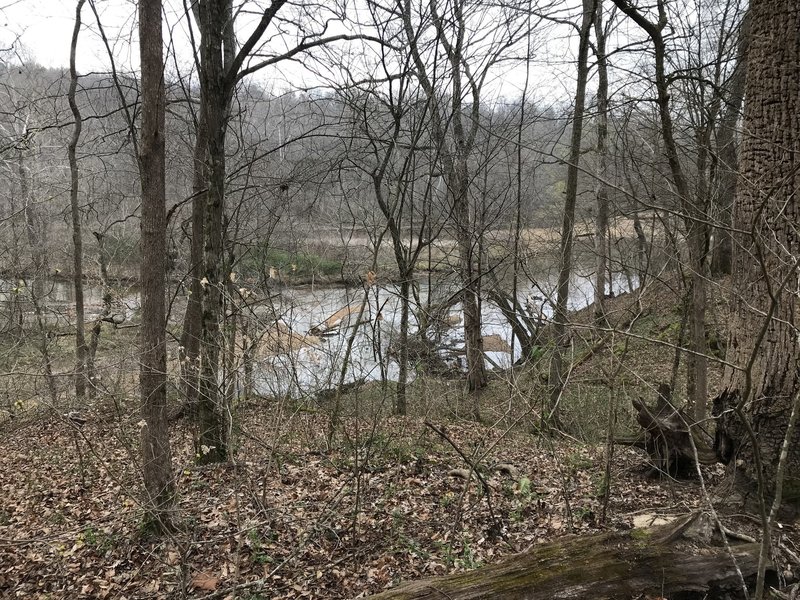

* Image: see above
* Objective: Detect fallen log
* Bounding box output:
[367,513,769,599]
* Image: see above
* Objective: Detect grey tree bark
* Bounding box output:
[196,0,232,464]
[179,103,208,419]
[714,0,800,507]
[138,0,176,528]
[548,0,594,427]
[592,0,610,325]
[68,0,88,402]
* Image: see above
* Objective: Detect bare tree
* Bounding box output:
[399,0,526,415]
[187,0,383,461]
[592,0,610,324]
[139,0,176,529]
[611,0,711,422]
[548,0,594,427]
[68,0,88,402]
[710,9,749,276]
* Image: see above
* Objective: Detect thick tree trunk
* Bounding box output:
[138,0,176,528]
[367,514,765,599]
[714,0,800,504]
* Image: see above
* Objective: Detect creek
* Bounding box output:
[0,268,636,399]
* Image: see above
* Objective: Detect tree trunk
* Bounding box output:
[86,231,113,396]
[710,13,749,277]
[18,149,47,294]
[549,0,594,426]
[714,0,800,505]
[612,0,709,423]
[138,0,176,529]
[366,513,766,599]
[593,0,610,325]
[196,0,231,464]
[453,162,486,405]
[67,0,88,403]
[396,276,410,415]
[180,111,208,419]
[629,384,717,477]
[400,0,487,413]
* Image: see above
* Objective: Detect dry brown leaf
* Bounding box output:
[191,572,219,591]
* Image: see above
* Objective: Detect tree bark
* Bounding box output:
[138,0,176,528]
[710,13,749,277]
[593,0,610,325]
[714,0,800,505]
[179,109,208,418]
[86,230,113,396]
[196,0,232,464]
[548,0,594,426]
[68,0,88,402]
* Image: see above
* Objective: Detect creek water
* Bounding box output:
[0,268,636,398]
[252,269,636,398]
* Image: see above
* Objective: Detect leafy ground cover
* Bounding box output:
[0,404,737,599]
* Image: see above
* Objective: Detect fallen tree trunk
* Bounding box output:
[367,513,768,599]
[631,383,717,477]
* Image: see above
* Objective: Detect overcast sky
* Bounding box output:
[1,0,137,70]
[0,0,582,103]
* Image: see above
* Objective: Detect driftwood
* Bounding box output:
[628,383,717,477]
[367,513,769,599]
[257,321,319,356]
[309,303,363,336]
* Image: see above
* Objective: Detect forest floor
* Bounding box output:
[0,407,741,600]
[1,274,793,599]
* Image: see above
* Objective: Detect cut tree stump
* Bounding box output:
[366,513,768,599]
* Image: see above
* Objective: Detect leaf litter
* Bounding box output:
[0,405,730,599]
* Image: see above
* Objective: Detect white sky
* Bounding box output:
[1,0,138,70]
[0,0,582,103]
